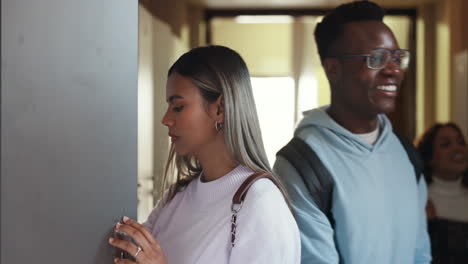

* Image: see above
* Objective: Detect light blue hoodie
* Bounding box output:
[274,107,431,264]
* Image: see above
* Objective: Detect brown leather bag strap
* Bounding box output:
[232,172,279,204]
[230,171,280,247]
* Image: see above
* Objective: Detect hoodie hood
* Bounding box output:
[295,105,393,153]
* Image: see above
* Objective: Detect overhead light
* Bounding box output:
[235,15,293,24]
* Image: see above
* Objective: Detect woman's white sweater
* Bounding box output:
[143,165,301,264]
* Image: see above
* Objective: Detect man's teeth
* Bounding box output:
[377,85,397,92]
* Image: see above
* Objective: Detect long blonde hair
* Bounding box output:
[161,46,291,209]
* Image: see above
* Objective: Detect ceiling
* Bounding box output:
[190,0,436,9]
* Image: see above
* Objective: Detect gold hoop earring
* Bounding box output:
[215,121,223,131]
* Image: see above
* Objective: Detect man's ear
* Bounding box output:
[323,57,341,82]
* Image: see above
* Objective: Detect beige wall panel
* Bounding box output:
[211,18,292,76]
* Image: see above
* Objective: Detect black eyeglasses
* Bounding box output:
[329,48,410,70]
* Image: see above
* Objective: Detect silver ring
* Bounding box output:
[134,246,142,258]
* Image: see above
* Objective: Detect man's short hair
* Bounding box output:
[314,1,385,64]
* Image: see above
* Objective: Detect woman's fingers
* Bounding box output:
[114,222,151,250]
[121,216,159,248]
[109,217,167,264]
[113,257,136,264]
[109,237,141,258]
[426,199,437,219]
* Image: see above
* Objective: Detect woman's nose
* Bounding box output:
[161,109,173,127]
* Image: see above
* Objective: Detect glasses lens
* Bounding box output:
[395,50,410,70]
[367,49,410,70]
[367,49,390,69]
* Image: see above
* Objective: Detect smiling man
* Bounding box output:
[273,1,432,263]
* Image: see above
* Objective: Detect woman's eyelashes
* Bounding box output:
[172,105,184,112]
[439,137,467,149]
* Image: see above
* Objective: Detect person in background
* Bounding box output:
[416,122,468,263]
[273,1,431,263]
[108,45,301,264]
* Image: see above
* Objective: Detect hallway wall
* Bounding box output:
[137,1,191,220]
[416,0,467,136]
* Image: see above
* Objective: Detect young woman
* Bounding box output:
[416,122,468,263]
[417,122,468,220]
[109,45,300,264]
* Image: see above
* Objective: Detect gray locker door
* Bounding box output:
[1,0,138,263]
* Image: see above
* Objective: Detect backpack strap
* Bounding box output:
[230,172,280,247]
[276,137,335,225]
[394,132,423,183]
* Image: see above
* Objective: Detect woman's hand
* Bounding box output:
[109,216,168,264]
[426,199,437,220]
